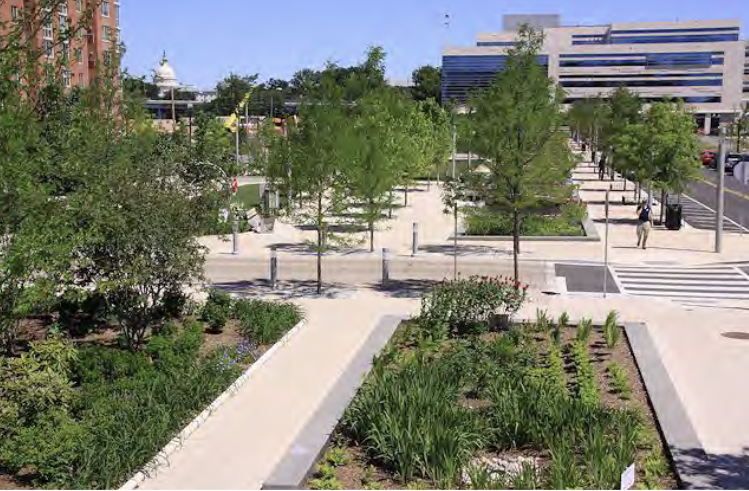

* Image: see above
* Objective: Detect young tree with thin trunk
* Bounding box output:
[469,25,575,282]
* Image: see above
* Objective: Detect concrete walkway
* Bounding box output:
[138,293,419,490]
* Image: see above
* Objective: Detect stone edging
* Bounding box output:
[449,213,600,242]
[261,314,408,490]
[118,318,308,491]
[624,322,711,490]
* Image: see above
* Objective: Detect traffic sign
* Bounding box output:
[733,162,749,186]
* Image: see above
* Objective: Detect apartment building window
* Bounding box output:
[104,51,112,67]
[75,47,83,64]
[59,3,68,15]
[11,6,19,21]
[43,40,54,58]
[76,0,82,12]
[102,25,111,42]
[101,0,110,17]
[114,4,120,27]
[61,41,70,63]
[42,21,54,40]
[58,13,68,32]
[63,70,71,88]
[78,73,84,86]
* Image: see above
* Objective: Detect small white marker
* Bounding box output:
[621,463,635,490]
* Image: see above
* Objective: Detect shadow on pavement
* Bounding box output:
[294,223,370,233]
[419,244,512,256]
[210,279,356,299]
[671,447,749,489]
[592,217,639,225]
[369,279,439,299]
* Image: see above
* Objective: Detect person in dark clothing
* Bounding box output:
[636,201,653,249]
[598,155,606,180]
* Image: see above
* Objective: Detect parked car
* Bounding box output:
[725,153,742,175]
[701,150,717,167]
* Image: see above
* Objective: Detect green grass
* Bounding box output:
[234,183,261,209]
[464,205,585,237]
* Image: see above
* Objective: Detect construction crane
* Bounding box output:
[223,91,254,134]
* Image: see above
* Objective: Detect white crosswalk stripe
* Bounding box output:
[680,195,747,233]
[611,265,749,300]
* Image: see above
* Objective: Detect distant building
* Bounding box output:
[443,15,746,134]
[0,0,121,88]
[744,41,749,106]
[147,53,215,122]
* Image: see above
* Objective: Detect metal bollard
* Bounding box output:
[270,246,278,290]
[232,218,239,255]
[382,247,390,286]
[412,222,419,256]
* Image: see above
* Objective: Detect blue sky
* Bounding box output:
[121,0,748,90]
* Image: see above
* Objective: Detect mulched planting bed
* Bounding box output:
[305,298,677,490]
[0,293,302,490]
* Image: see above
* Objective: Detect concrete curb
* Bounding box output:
[261,314,408,490]
[624,322,709,490]
[118,318,308,491]
[448,213,600,243]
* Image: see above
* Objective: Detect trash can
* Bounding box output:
[665,203,682,230]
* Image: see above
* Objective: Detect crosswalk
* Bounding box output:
[680,195,747,233]
[611,265,749,300]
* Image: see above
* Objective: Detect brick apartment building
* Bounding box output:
[0,0,120,88]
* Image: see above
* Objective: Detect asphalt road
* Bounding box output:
[682,168,749,232]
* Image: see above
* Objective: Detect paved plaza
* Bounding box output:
[134,146,749,489]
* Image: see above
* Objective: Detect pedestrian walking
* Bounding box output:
[636,201,654,249]
[598,156,606,181]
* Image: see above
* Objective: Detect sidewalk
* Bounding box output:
[137,293,419,490]
[201,158,749,267]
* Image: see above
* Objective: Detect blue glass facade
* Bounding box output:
[560,79,722,88]
[559,52,723,67]
[564,96,722,104]
[441,55,549,103]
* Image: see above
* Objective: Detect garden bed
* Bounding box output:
[0,292,302,490]
[302,278,676,490]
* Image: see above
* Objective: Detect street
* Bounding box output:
[682,168,749,232]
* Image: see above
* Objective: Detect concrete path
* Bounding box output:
[138,293,419,490]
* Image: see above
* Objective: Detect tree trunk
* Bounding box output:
[512,210,521,282]
[317,195,323,295]
[369,220,375,253]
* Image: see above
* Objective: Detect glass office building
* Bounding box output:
[442,17,746,132]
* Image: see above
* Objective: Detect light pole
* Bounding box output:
[195,161,238,255]
[715,125,726,253]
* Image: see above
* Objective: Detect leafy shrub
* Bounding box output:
[206,288,233,311]
[418,276,528,337]
[464,204,584,237]
[73,345,151,385]
[57,292,109,337]
[603,310,621,349]
[145,320,204,369]
[343,354,482,485]
[0,336,78,428]
[234,299,302,345]
[161,288,188,319]
[201,301,229,333]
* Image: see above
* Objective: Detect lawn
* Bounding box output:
[305,277,676,490]
[235,183,262,209]
[0,291,302,490]
[464,203,585,237]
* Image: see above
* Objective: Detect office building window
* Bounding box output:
[102,25,111,42]
[11,6,19,21]
[645,52,713,67]
[564,96,721,104]
[560,72,722,79]
[101,0,110,17]
[611,27,740,35]
[610,34,739,44]
[560,79,723,88]
[476,41,515,47]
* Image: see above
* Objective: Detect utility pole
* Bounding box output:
[715,125,726,253]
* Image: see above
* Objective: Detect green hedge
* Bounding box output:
[464,204,585,237]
